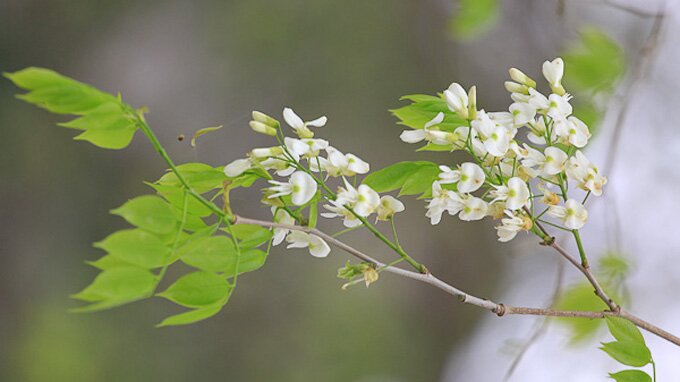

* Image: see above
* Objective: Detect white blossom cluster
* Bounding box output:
[224,108,405,258]
[400,58,607,241]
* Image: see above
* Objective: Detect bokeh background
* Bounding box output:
[1,0,678,381]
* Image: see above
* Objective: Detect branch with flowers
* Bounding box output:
[4,57,674,380]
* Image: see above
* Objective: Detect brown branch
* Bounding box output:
[232,215,680,347]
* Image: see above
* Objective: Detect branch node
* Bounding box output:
[495,303,507,317]
[540,236,555,246]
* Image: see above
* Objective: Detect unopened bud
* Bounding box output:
[509,68,536,88]
[549,83,566,96]
[504,81,529,95]
[250,146,283,158]
[467,86,477,120]
[249,121,278,136]
[252,111,280,128]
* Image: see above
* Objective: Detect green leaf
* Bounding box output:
[609,370,652,382]
[605,317,646,346]
[149,183,213,217]
[156,304,224,327]
[71,267,156,311]
[191,125,223,147]
[111,195,178,234]
[157,163,226,193]
[449,0,499,40]
[221,249,267,276]
[94,229,171,269]
[230,224,273,248]
[555,283,610,343]
[563,28,625,93]
[159,271,230,308]
[6,67,117,115]
[391,102,464,131]
[178,236,236,272]
[399,163,441,196]
[363,161,439,195]
[600,341,652,367]
[65,102,137,149]
[416,143,455,152]
[86,254,135,270]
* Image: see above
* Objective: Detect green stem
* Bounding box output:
[572,229,588,268]
[153,190,189,293]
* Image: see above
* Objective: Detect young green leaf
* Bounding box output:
[178,236,236,272]
[149,183,214,218]
[600,341,652,367]
[156,304,224,327]
[71,267,157,311]
[86,254,136,270]
[111,195,178,234]
[94,229,171,269]
[608,370,652,382]
[605,317,646,346]
[190,125,223,147]
[159,271,231,308]
[6,67,118,115]
[555,283,610,343]
[448,0,498,40]
[220,249,267,277]
[363,161,439,194]
[157,163,227,193]
[229,224,273,248]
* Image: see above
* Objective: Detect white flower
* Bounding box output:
[267,171,317,205]
[283,107,327,138]
[528,89,572,120]
[284,137,329,158]
[260,155,296,177]
[489,177,530,210]
[495,210,527,242]
[459,195,488,221]
[521,146,568,176]
[547,198,588,229]
[322,147,370,177]
[354,184,381,217]
[508,102,536,127]
[286,231,331,258]
[565,150,607,196]
[271,208,295,246]
[426,181,463,225]
[527,118,555,145]
[483,124,513,157]
[555,116,591,148]
[400,112,458,146]
[321,203,361,228]
[438,162,485,193]
[333,178,380,217]
[542,58,565,95]
[376,195,405,221]
[224,158,252,177]
[444,83,469,119]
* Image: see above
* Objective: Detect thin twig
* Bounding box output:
[232,215,680,346]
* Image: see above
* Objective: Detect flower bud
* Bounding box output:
[250,146,284,158]
[249,121,278,136]
[509,68,536,88]
[467,86,477,120]
[252,111,280,128]
[504,81,529,95]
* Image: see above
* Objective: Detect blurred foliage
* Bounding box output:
[448,0,499,40]
[563,27,626,133]
[555,253,631,344]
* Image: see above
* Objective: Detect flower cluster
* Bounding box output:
[224,108,405,258]
[400,58,607,241]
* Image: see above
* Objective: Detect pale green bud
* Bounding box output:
[467,86,477,121]
[249,121,278,136]
[504,81,529,94]
[252,111,280,128]
[509,68,536,88]
[250,146,284,158]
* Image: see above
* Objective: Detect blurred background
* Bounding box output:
[1,0,678,381]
